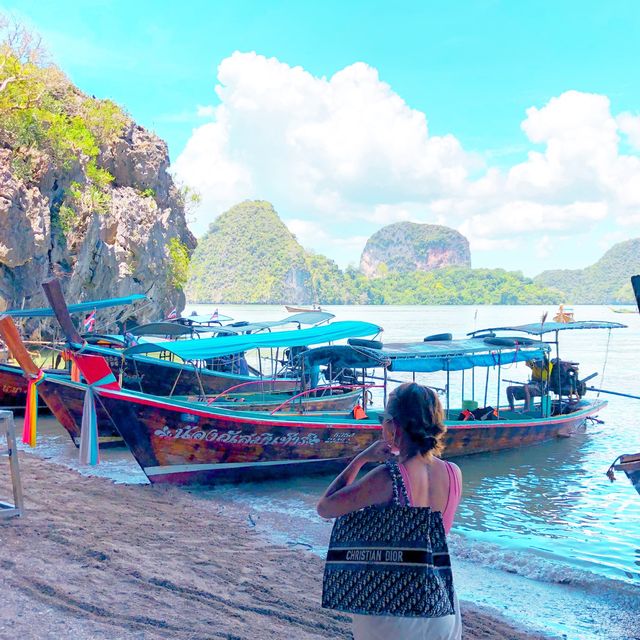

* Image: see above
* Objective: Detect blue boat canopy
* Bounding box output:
[175,311,335,334]
[469,320,626,336]
[124,320,382,360]
[345,338,551,373]
[2,294,147,318]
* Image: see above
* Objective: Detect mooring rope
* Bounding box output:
[597,328,613,399]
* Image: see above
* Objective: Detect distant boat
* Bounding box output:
[285,304,322,313]
[553,304,574,323]
[609,307,638,314]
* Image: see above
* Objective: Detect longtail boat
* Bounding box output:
[0,316,379,447]
[49,330,614,485]
[606,275,640,495]
[0,293,146,411]
[41,279,346,397]
[285,305,323,314]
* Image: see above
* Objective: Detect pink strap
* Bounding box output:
[397,463,414,507]
[442,462,461,533]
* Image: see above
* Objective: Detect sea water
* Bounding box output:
[24,304,640,639]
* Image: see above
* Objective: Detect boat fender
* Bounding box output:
[483,336,538,347]
[348,338,383,349]
[424,333,453,342]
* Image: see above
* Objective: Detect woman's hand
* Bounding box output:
[356,440,395,464]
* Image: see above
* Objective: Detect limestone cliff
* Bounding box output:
[534,238,640,303]
[0,43,195,335]
[360,222,471,277]
[187,201,314,304]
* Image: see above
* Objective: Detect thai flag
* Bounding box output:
[83,310,96,332]
[210,308,218,320]
[167,307,178,320]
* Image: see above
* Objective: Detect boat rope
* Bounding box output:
[597,328,612,399]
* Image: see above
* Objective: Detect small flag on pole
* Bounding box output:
[210,308,219,320]
[83,310,96,332]
[167,307,178,320]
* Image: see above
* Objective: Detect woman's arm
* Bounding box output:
[317,440,395,519]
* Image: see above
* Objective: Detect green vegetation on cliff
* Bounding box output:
[360,221,471,277]
[187,201,314,303]
[187,201,562,305]
[534,239,640,304]
[1,17,127,233]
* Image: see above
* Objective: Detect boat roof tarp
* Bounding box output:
[124,320,382,360]
[343,338,550,372]
[128,322,198,337]
[469,321,626,336]
[2,294,147,318]
[176,313,233,324]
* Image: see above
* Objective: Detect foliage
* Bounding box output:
[187,201,314,303]
[54,203,78,236]
[187,201,561,305]
[1,14,126,177]
[140,187,156,199]
[534,239,640,303]
[167,237,191,290]
[361,221,471,275]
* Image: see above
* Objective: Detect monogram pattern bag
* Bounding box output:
[322,460,455,617]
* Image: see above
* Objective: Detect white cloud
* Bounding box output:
[174,55,640,270]
[617,112,640,150]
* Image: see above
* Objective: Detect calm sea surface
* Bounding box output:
[27,304,640,639]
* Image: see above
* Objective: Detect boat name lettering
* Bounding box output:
[325,432,355,444]
[2,384,22,394]
[153,425,321,446]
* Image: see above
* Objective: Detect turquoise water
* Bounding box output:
[25,304,640,639]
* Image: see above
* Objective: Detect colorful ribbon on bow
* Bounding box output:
[78,373,117,466]
[22,370,45,447]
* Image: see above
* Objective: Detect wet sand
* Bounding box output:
[0,453,549,639]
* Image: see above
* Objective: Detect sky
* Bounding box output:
[3,0,640,275]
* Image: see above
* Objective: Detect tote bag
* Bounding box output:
[322,460,455,617]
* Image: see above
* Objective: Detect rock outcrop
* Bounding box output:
[360,222,471,277]
[0,123,195,336]
[187,201,314,304]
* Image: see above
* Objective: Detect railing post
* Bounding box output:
[0,410,24,518]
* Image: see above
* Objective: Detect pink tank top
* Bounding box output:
[398,461,461,534]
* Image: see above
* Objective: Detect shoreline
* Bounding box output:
[0,453,550,639]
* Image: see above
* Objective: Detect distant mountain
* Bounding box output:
[187,201,560,305]
[534,238,640,303]
[360,222,471,277]
[186,200,314,303]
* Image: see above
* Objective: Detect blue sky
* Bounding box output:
[4,1,640,274]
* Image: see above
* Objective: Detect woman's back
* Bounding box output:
[398,457,462,533]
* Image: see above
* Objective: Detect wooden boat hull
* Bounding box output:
[285,306,322,313]
[0,363,56,411]
[75,381,607,485]
[614,454,640,495]
[37,375,123,447]
[35,376,363,448]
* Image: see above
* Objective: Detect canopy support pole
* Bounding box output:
[496,359,501,417]
[446,365,450,417]
[383,368,388,406]
[484,366,489,407]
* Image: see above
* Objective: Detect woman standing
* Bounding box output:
[317,382,463,640]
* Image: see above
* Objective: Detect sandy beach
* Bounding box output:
[0,451,552,640]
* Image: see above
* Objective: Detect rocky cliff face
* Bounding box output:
[0,122,195,335]
[360,222,471,277]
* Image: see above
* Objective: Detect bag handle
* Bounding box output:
[385,460,410,506]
